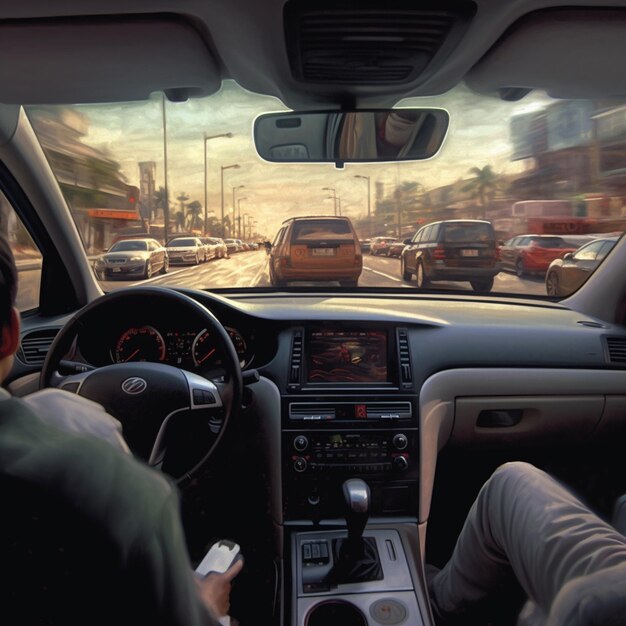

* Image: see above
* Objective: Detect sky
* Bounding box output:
[66,80,553,237]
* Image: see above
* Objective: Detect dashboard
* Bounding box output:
[111,324,249,369]
[13,289,626,525]
[66,290,278,374]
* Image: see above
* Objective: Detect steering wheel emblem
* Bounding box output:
[121,377,148,395]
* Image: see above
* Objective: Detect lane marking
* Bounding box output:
[251,258,269,286]
[362,266,403,283]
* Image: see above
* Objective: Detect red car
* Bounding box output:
[499,234,592,277]
[370,236,398,256]
[386,240,406,258]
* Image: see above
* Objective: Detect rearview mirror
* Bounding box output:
[254,108,449,167]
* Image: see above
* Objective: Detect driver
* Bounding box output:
[0,234,241,625]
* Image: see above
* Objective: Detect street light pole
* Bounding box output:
[354,175,371,237]
[232,185,245,238]
[337,196,342,216]
[237,196,247,238]
[220,164,240,237]
[162,93,170,243]
[203,132,233,235]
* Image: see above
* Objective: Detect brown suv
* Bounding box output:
[400,219,499,291]
[269,216,362,287]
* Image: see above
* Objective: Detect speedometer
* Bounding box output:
[114,326,166,363]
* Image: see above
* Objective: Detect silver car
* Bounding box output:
[165,237,205,265]
[93,238,168,280]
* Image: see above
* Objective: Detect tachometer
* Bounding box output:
[192,329,219,368]
[225,326,249,368]
[114,326,166,363]
[192,327,249,368]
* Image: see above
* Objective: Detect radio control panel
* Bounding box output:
[287,431,414,475]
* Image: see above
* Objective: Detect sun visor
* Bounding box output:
[0,16,221,104]
[465,9,626,99]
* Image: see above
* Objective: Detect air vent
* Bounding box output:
[366,402,412,419]
[18,328,58,365]
[288,330,304,389]
[607,337,626,363]
[397,328,413,389]
[285,1,476,84]
[289,405,336,420]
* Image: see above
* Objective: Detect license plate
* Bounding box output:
[312,248,335,256]
[112,267,122,272]
[461,249,479,257]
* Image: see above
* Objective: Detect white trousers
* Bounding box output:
[430,462,626,625]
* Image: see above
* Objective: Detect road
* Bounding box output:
[98,250,548,296]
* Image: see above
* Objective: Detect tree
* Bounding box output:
[175,192,189,232]
[186,200,202,230]
[462,165,499,218]
[153,186,169,220]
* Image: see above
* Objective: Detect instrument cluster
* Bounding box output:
[110,325,251,370]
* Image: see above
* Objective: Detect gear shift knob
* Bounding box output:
[342,478,370,541]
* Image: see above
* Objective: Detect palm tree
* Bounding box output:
[462,165,499,218]
[175,192,189,232]
[153,187,168,221]
[186,200,202,230]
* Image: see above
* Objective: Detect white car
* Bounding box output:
[165,237,205,265]
[2,3,626,626]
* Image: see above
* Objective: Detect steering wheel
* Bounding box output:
[40,287,243,486]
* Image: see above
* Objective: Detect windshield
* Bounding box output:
[167,238,196,247]
[109,240,148,252]
[26,81,626,297]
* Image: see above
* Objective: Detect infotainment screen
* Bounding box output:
[307,329,387,384]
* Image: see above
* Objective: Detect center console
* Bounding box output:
[280,326,429,625]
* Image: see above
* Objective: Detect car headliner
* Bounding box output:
[0,2,626,108]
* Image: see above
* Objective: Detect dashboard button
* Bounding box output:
[393,434,408,450]
[294,457,307,473]
[293,435,308,452]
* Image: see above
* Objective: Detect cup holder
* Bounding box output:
[306,600,367,626]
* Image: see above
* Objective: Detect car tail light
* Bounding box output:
[494,245,501,261]
[355,253,362,266]
[433,246,446,260]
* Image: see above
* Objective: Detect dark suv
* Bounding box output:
[400,219,499,291]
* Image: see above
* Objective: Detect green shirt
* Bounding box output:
[0,395,219,626]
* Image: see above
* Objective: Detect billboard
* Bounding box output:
[510,111,548,161]
[546,101,594,152]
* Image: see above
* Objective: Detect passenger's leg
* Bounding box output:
[429,462,626,622]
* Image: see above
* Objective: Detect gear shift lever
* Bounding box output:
[326,478,382,584]
[343,478,370,543]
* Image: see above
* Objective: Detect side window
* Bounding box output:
[430,224,440,241]
[273,227,286,247]
[412,230,423,243]
[596,241,615,261]
[0,191,43,312]
[573,240,605,261]
[422,226,433,242]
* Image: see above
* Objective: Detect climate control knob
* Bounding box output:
[293,457,308,473]
[393,455,409,472]
[293,435,309,452]
[392,433,408,450]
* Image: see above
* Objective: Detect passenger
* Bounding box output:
[428,461,626,625]
[0,233,241,625]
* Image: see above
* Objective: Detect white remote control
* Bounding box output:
[195,539,243,578]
